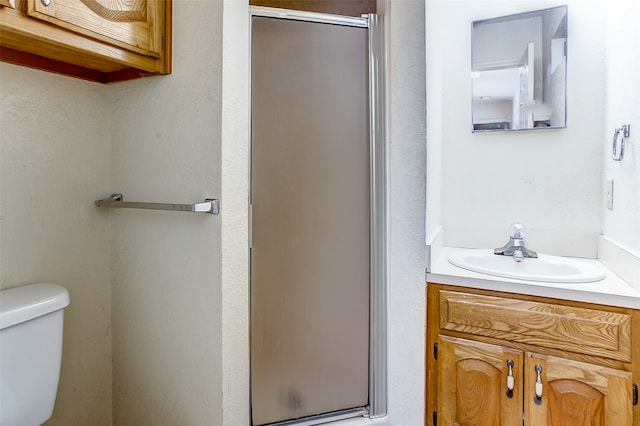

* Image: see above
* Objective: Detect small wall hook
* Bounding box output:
[612,124,630,161]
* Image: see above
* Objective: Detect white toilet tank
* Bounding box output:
[0,283,70,426]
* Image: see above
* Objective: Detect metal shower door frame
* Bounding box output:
[248,6,388,423]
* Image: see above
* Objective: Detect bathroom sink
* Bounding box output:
[447,249,605,283]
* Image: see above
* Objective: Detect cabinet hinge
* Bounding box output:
[432,410,438,426]
[633,384,638,406]
[433,342,438,360]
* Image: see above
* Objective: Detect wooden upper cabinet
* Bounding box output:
[0,0,171,82]
[27,0,164,57]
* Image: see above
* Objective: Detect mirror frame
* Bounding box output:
[471,6,568,132]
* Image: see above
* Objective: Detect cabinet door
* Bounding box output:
[524,353,633,426]
[438,336,523,426]
[27,0,165,56]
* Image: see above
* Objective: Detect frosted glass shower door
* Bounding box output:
[250,16,370,426]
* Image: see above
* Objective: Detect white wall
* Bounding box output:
[426,0,606,257]
[425,2,444,244]
[108,0,224,424]
[0,64,112,425]
[602,1,640,256]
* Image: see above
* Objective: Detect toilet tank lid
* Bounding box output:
[0,283,70,330]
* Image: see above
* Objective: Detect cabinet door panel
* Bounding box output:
[27,0,164,56]
[438,336,523,426]
[525,353,633,426]
[547,379,605,424]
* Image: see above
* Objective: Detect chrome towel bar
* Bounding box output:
[95,194,220,215]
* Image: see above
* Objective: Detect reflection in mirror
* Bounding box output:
[472,6,567,132]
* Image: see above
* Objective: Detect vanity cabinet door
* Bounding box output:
[26,0,165,57]
[524,353,633,426]
[437,336,523,426]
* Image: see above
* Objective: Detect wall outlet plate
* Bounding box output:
[606,179,614,210]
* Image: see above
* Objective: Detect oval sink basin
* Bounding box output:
[448,249,605,283]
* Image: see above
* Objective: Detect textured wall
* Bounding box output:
[602,2,640,256]
[384,0,427,423]
[220,0,250,424]
[426,0,606,255]
[0,64,112,425]
[108,1,224,424]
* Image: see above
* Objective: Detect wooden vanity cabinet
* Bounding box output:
[426,283,640,426]
[0,0,171,82]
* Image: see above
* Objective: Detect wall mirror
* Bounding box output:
[472,6,567,132]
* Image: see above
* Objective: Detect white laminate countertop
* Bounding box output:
[427,246,640,309]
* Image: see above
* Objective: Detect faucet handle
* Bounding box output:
[510,223,526,239]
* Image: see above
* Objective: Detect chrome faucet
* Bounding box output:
[494,223,538,262]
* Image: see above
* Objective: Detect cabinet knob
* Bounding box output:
[41,0,51,6]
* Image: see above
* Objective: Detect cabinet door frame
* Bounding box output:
[27,0,165,57]
[437,335,524,426]
[524,353,633,425]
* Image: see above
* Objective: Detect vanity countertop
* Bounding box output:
[427,246,640,309]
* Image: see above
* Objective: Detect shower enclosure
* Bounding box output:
[250,8,386,425]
